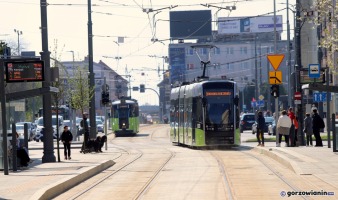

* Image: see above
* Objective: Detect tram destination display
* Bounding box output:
[5,60,44,82]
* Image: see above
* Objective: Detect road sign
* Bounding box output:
[267,54,285,71]
[269,71,282,84]
[308,64,321,78]
[294,100,301,104]
[314,92,331,102]
[257,100,264,107]
[259,95,264,100]
[294,92,301,100]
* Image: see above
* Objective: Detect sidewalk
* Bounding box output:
[1,136,338,199]
[246,141,338,189]
[0,139,115,200]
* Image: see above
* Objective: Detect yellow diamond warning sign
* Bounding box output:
[267,54,285,71]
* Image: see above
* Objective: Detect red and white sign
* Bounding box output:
[294,92,302,100]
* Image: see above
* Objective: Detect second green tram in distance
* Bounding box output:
[111,97,139,136]
[170,79,240,147]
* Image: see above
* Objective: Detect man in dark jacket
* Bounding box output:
[80,112,89,152]
[256,111,265,147]
[312,109,324,147]
[61,126,73,160]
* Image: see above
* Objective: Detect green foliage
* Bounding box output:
[50,39,66,108]
[68,68,95,114]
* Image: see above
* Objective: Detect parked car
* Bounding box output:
[63,120,79,134]
[240,113,255,133]
[96,120,104,133]
[268,120,276,136]
[35,115,64,142]
[96,115,104,122]
[15,122,36,141]
[252,117,275,135]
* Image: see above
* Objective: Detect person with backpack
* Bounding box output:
[312,109,324,147]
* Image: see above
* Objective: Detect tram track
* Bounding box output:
[54,124,175,200]
[211,148,314,200]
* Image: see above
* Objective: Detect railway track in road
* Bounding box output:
[211,148,315,200]
[54,124,175,200]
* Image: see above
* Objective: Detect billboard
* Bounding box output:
[170,10,212,39]
[218,15,283,34]
[169,47,186,85]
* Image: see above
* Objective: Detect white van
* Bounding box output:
[35,115,64,142]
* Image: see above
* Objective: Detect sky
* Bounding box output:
[0,0,296,105]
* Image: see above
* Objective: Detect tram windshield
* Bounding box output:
[112,103,139,118]
[204,91,233,125]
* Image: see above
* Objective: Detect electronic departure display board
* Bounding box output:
[5,60,44,82]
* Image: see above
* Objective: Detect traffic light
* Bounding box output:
[101,92,110,104]
[270,85,279,98]
[140,84,145,93]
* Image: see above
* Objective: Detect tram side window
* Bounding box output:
[112,105,118,118]
[193,97,202,123]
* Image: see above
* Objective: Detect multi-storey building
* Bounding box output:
[60,58,129,116]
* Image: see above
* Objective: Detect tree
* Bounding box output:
[311,1,337,69]
[68,68,95,117]
[50,39,66,162]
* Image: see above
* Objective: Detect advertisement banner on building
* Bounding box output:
[169,47,186,85]
[218,15,283,34]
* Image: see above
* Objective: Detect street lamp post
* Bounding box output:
[88,0,96,139]
[14,29,23,55]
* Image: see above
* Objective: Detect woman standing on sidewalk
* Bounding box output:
[277,110,292,147]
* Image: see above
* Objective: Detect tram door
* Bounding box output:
[178,87,185,144]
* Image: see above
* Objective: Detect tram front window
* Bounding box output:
[206,103,232,124]
[118,108,129,118]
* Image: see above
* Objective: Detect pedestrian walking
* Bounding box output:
[256,111,265,147]
[303,113,313,146]
[61,126,73,160]
[277,110,292,147]
[312,109,324,147]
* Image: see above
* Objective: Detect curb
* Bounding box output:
[252,147,299,174]
[29,160,115,200]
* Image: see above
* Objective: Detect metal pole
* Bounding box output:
[40,0,56,162]
[88,0,96,139]
[333,113,337,152]
[17,32,20,55]
[286,0,292,107]
[273,0,279,146]
[326,68,331,148]
[0,59,9,175]
[103,77,108,150]
[295,0,305,146]
[254,36,258,101]
[267,47,271,112]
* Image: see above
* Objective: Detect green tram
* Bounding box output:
[170,79,240,147]
[111,98,139,136]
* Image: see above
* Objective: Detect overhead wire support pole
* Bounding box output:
[295,0,305,146]
[88,0,96,140]
[40,0,56,163]
[286,0,292,108]
[273,0,279,147]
